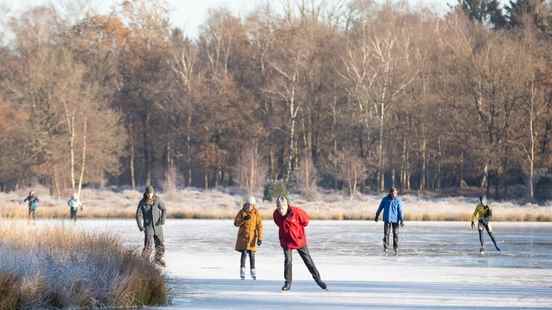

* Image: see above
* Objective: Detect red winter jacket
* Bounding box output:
[273,206,310,250]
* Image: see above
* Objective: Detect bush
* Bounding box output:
[0,226,168,309]
[535,176,552,202]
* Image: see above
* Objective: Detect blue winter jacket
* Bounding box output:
[376,195,404,223]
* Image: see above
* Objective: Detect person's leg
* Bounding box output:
[383,222,391,253]
[249,250,256,269]
[478,221,485,251]
[249,251,256,280]
[282,249,293,290]
[392,223,399,255]
[153,234,166,266]
[142,232,154,261]
[483,223,500,251]
[240,251,246,279]
[240,251,247,268]
[297,247,326,289]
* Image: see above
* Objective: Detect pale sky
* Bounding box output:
[0,0,476,37]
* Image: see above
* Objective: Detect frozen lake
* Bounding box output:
[34,220,552,309]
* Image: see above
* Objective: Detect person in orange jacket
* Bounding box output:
[234,196,263,280]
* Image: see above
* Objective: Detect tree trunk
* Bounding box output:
[77,117,88,198]
[186,111,193,187]
[69,115,75,192]
[130,131,136,190]
[378,99,385,192]
[287,115,296,182]
[528,81,535,200]
[143,114,152,186]
[420,133,427,192]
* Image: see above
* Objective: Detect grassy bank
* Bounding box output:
[2,188,552,222]
[0,225,167,309]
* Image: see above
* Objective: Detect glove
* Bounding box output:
[243,215,251,221]
[257,240,262,246]
[471,222,475,230]
[400,221,405,228]
[374,217,378,222]
[138,227,144,232]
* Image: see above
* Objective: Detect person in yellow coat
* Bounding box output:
[234,196,264,280]
[471,196,501,254]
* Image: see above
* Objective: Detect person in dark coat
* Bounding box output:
[23,191,39,221]
[67,194,82,222]
[375,187,405,255]
[136,185,167,267]
[273,196,327,291]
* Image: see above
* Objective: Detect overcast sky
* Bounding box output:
[0,0,496,37]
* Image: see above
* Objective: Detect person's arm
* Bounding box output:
[256,210,264,245]
[234,210,243,227]
[158,199,167,225]
[398,200,404,226]
[298,208,310,227]
[136,202,144,231]
[375,199,384,221]
[273,210,282,227]
[23,196,29,203]
[471,205,480,229]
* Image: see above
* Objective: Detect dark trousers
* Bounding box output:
[240,250,256,269]
[142,233,165,262]
[478,221,499,249]
[70,209,78,221]
[28,208,36,220]
[283,247,321,284]
[383,222,400,251]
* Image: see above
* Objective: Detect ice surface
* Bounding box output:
[24,220,552,309]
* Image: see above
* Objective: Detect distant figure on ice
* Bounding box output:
[136,185,167,267]
[234,196,264,280]
[23,191,39,221]
[375,187,405,255]
[273,196,327,291]
[471,196,501,254]
[67,194,82,222]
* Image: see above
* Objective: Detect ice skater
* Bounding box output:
[471,196,500,254]
[375,187,404,255]
[67,193,82,222]
[136,185,167,267]
[234,196,264,280]
[23,191,39,221]
[273,196,327,291]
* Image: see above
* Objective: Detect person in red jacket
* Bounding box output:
[273,196,327,291]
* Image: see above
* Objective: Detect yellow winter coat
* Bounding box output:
[471,203,492,223]
[234,206,264,252]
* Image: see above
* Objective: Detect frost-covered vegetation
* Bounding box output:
[0,225,167,309]
[2,187,551,221]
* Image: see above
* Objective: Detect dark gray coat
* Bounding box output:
[136,196,167,240]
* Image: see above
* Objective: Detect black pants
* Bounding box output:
[383,222,400,251]
[478,221,499,249]
[70,209,78,221]
[142,233,165,262]
[240,250,255,269]
[283,247,321,284]
[28,208,36,220]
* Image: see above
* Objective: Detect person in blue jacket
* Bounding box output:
[374,187,405,255]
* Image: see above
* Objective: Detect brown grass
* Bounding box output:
[2,187,551,222]
[0,225,168,309]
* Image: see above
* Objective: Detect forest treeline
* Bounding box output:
[1,0,552,201]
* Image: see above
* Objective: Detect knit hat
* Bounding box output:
[247,196,256,205]
[145,185,155,194]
